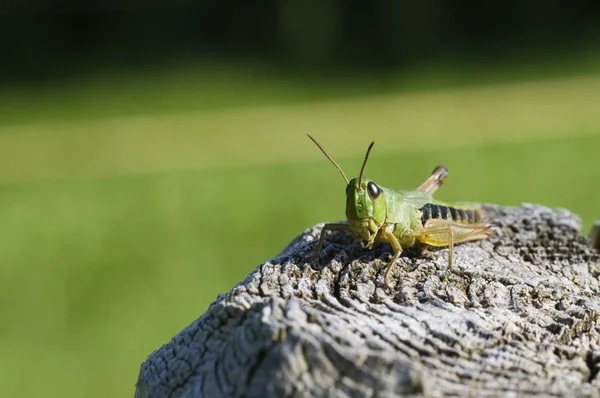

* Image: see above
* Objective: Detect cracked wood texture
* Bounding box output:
[135,204,600,398]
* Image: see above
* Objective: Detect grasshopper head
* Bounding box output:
[307,134,386,244]
[345,177,387,243]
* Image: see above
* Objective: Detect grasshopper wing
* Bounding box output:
[401,189,435,209]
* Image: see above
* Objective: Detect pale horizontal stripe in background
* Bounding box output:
[0,75,598,185]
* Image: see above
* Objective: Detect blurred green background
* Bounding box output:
[1,1,600,397]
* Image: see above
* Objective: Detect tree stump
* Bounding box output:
[135,204,600,398]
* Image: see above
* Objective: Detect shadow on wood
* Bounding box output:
[135,204,600,398]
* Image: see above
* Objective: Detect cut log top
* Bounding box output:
[135,204,600,398]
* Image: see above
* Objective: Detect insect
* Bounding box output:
[308,134,496,287]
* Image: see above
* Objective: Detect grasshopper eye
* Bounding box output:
[367,182,381,200]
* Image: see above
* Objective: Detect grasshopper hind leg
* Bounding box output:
[416,165,448,195]
[413,219,495,271]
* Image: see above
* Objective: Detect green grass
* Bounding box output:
[1,74,600,185]
[1,59,600,397]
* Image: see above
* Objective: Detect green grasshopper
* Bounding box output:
[308,134,495,287]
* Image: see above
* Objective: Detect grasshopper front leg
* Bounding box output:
[380,226,403,288]
[313,223,351,269]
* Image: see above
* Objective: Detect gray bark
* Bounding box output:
[135,204,600,398]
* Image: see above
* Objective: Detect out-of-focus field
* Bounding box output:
[1,62,599,398]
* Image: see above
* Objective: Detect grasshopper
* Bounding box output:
[308,134,495,287]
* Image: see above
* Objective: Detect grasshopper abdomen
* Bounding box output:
[420,203,483,225]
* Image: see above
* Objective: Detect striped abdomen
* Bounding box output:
[420,203,482,225]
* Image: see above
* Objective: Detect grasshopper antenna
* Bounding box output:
[357,141,375,190]
[307,134,349,185]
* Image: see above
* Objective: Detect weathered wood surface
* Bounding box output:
[135,204,600,398]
